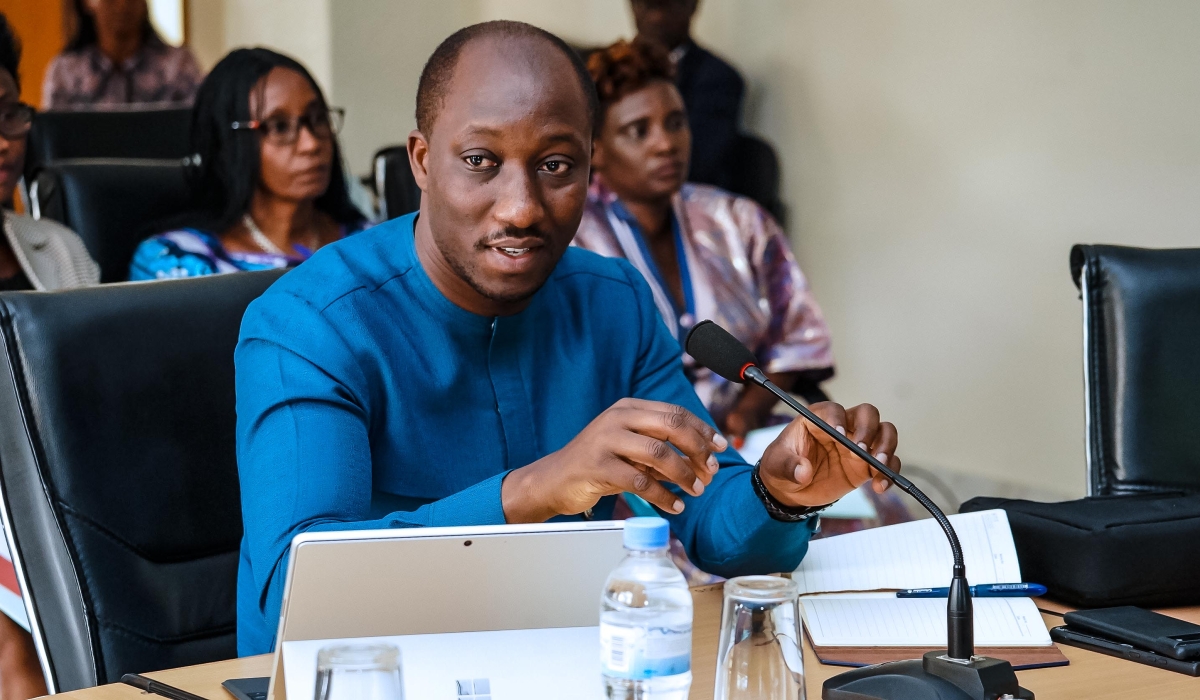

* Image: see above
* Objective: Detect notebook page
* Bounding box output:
[801,597,1051,647]
[793,510,1020,593]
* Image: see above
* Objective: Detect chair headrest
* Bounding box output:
[32,158,191,282]
[1072,243,1200,495]
[372,145,420,220]
[26,108,192,180]
[726,133,785,225]
[1071,244,1200,290]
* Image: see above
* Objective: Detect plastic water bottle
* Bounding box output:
[600,517,693,699]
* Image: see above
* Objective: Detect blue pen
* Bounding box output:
[896,582,1048,598]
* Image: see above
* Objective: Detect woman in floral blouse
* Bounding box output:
[42,0,202,111]
[576,38,835,443]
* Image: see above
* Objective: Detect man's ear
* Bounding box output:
[407,130,429,191]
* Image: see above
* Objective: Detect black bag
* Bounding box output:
[960,493,1200,608]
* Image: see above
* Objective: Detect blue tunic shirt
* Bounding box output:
[234,213,816,655]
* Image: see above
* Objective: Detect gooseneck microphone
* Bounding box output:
[685,320,1033,700]
[685,320,973,656]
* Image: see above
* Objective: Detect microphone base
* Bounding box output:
[822,650,1034,700]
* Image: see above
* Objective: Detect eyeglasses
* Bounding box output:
[230,107,344,146]
[0,102,34,140]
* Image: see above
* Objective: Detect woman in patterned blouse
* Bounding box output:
[130,48,366,280]
[42,0,202,111]
[576,38,835,442]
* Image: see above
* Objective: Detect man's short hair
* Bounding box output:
[416,20,600,137]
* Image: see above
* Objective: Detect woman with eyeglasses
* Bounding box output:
[130,48,365,280]
[0,16,99,294]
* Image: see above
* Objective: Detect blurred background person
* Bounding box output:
[42,0,202,111]
[0,17,98,292]
[631,0,742,188]
[576,38,833,443]
[0,11,99,699]
[130,48,365,280]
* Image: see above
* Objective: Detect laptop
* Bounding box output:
[225,521,627,700]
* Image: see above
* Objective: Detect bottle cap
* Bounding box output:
[623,517,670,550]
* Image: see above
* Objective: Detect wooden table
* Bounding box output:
[47,586,1200,700]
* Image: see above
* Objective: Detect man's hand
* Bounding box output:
[758,402,900,508]
[501,398,727,523]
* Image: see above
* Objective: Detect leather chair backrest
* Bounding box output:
[372,145,421,221]
[1071,244,1200,496]
[0,270,284,692]
[30,159,190,283]
[725,133,785,225]
[25,108,191,181]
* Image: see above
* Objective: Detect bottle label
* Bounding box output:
[600,622,692,678]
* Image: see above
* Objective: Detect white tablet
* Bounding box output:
[265,521,627,699]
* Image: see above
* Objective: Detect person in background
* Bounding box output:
[130,48,365,280]
[0,21,99,291]
[576,39,833,444]
[631,0,742,187]
[42,0,202,110]
[0,13,100,700]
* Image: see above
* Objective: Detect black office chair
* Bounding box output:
[372,145,421,221]
[0,270,284,692]
[29,158,191,282]
[24,108,192,182]
[1071,244,1200,496]
[725,133,786,225]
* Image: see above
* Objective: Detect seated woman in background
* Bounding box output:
[0,13,99,700]
[576,39,834,443]
[0,20,98,292]
[42,0,202,111]
[130,48,365,280]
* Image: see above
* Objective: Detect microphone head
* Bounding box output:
[684,320,758,384]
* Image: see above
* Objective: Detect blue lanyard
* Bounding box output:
[614,203,695,336]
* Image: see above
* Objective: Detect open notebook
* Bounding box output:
[793,509,1067,669]
[794,508,1021,593]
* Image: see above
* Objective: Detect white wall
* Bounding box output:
[195,0,1200,497]
[328,0,480,171]
[187,0,333,91]
[476,0,631,46]
[701,0,1200,497]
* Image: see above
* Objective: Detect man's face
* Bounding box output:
[631,0,698,50]
[409,37,592,312]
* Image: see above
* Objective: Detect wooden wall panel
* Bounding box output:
[0,0,69,108]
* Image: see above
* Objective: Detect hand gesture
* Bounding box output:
[502,398,727,523]
[757,402,900,508]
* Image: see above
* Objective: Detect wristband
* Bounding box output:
[751,461,834,523]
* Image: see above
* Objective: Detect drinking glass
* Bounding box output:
[313,643,404,700]
[714,576,805,700]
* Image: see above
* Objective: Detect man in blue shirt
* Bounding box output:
[235,20,901,655]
